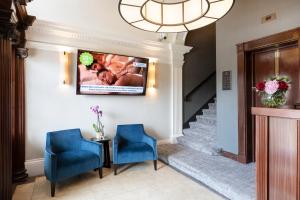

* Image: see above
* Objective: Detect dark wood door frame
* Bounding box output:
[237,27,300,164]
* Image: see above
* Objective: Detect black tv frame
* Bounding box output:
[76,49,149,96]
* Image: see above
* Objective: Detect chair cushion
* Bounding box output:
[117,142,154,164]
[56,150,100,181]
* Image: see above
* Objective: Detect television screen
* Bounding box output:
[76,50,149,95]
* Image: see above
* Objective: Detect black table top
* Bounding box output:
[90,137,111,142]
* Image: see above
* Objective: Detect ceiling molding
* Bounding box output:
[26,20,192,65]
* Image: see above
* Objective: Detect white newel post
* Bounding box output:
[171,44,192,141]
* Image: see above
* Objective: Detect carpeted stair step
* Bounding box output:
[208,103,216,110]
[196,115,217,126]
[158,143,256,200]
[189,121,216,131]
[187,125,217,133]
[202,108,216,116]
[177,135,218,155]
[183,128,216,139]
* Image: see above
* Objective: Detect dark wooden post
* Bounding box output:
[0,3,14,199]
[0,32,14,200]
[10,1,35,183]
[12,46,28,182]
[0,1,35,199]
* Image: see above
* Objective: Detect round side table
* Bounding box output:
[91,137,111,168]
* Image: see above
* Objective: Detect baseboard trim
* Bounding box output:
[25,158,44,177]
[237,155,248,164]
[158,138,175,145]
[220,150,238,161]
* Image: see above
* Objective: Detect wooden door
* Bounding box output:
[279,45,300,105]
[253,44,300,107]
[237,28,300,164]
[251,44,300,162]
[253,49,276,107]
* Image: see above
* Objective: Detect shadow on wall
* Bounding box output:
[183,23,217,124]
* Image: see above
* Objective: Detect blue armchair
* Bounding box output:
[112,124,157,175]
[44,129,103,197]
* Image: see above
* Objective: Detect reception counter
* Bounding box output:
[252,107,300,200]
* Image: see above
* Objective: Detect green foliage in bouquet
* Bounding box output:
[261,92,287,108]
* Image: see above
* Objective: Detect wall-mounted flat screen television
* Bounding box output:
[76,50,149,95]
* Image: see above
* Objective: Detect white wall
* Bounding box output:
[25,48,172,160]
[23,20,191,167]
[26,0,154,40]
[26,0,175,43]
[216,0,300,154]
[23,0,188,177]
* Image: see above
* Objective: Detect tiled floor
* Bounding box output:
[13,161,225,200]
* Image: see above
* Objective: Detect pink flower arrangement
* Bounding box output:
[264,80,279,95]
[255,76,290,107]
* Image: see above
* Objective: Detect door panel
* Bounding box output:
[279,45,300,105]
[254,50,276,107]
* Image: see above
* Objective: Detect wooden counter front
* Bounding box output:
[252,107,300,200]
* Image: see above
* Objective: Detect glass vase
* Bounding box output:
[96,130,105,140]
[261,93,287,108]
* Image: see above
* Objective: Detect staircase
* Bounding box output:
[158,98,256,200]
[160,26,255,199]
[178,99,218,155]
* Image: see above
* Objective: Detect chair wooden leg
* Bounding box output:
[154,160,157,171]
[99,168,103,179]
[51,182,56,197]
[114,164,118,175]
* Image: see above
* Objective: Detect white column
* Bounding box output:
[170,44,192,142]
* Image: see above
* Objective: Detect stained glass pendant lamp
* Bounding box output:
[119,0,235,33]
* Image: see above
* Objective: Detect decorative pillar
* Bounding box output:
[171,44,192,140]
[0,35,14,200]
[0,5,14,199]
[12,47,28,182]
[0,1,35,198]
[11,0,36,183]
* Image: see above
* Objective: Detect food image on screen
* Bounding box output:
[76,50,149,95]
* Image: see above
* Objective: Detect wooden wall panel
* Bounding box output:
[253,108,300,200]
[269,117,298,200]
[255,115,269,200]
[297,121,300,200]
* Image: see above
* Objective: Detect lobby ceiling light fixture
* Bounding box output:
[119,0,235,33]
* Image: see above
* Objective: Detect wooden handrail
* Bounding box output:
[184,71,216,101]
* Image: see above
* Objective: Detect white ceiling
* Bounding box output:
[27,0,161,41]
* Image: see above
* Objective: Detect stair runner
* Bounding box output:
[178,100,218,155]
[158,98,256,200]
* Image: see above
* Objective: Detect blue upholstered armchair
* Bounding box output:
[112,124,157,175]
[44,129,103,197]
